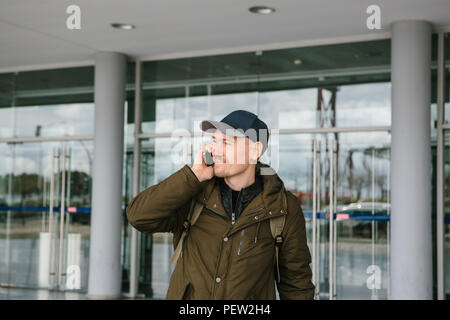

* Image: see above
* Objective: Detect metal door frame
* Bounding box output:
[47,145,73,290]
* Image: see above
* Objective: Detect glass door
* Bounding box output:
[0,140,93,291]
[307,132,391,300]
[45,146,79,290]
[280,131,391,300]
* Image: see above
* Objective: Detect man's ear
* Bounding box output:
[250,141,263,163]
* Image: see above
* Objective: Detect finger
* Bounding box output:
[193,148,204,165]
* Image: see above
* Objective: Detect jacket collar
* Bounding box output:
[196,161,288,225]
[218,173,263,217]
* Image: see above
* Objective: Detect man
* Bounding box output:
[126,109,315,300]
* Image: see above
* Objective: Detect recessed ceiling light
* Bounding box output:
[110,23,135,30]
[294,59,302,65]
[249,6,276,15]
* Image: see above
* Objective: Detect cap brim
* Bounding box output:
[200,120,246,138]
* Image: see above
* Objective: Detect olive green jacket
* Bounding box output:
[126,162,315,300]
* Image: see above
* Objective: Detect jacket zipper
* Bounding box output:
[237,229,245,256]
[254,221,261,244]
[206,197,263,228]
[232,190,242,225]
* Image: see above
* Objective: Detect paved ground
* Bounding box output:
[0,286,156,300]
[0,287,89,300]
[1,235,449,300]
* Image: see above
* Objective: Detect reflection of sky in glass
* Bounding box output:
[0,108,13,137]
[260,83,391,129]
[446,103,450,123]
[0,140,93,206]
[142,92,258,133]
[139,82,393,199]
[0,141,93,177]
[139,130,390,212]
[337,83,391,127]
[142,82,391,133]
[0,103,94,138]
[260,89,317,129]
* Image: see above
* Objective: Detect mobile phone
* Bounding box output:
[203,151,215,167]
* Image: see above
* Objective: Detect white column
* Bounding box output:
[390,20,432,299]
[87,52,127,299]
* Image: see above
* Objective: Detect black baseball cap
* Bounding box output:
[200,109,270,154]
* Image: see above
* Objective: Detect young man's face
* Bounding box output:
[211,129,259,178]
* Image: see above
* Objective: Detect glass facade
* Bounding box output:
[0,140,93,289]
[136,39,394,299]
[0,64,135,293]
[140,40,391,134]
[0,67,95,291]
[0,34,447,299]
[0,68,95,138]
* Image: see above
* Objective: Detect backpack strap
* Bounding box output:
[170,199,204,265]
[270,190,288,283]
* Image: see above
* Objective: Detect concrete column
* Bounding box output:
[87,52,127,299]
[390,21,432,299]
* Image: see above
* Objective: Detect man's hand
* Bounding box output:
[191,144,215,182]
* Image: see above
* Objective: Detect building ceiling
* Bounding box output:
[0,0,449,71]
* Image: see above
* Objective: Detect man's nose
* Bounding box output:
[211,142,220,153]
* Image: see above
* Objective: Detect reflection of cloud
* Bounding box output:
[260,89,317,129]
[153,92,258,133]
[210,92,257,120]
[149,82,391,136]
[13,103,94,137]
[337,83,391,126]
[0,156,38,175]
[259,130,390,191]
[0,141,93,178]
[142,83,392,193]
[141,128,390,194]
[258,83,391,130]
[0,108,13,137]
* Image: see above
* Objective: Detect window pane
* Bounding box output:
[0,67,95,138]
[142,39,391,134]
